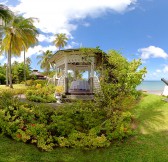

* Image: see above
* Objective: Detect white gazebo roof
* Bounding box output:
[49,48,104,70]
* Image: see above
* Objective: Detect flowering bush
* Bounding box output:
[0,92,133,151]
[55,86,64,95]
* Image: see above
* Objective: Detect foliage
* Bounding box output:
[26,79,47,86]
[12,62,31,83]
[0,49,146,152]
[0,84,27,96]
[37,50,53,75]
[0,92,133,151]
[79,47,105,68]
[0,73,5,85]
[26,85,56,103]
[96,50,147,109]
[0,64,6,85]
[53,33,68,50]
[0,61,31,85]
[55,85,64,94]
[1,94,168,161]
[1,13,38,88]
[0,5,13,24]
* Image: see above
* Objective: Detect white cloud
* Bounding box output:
[7,0,136,69]
[152,66,168,75]
[70,41,80,48]
[163,65,168,73]
[9,45,57,64]
[82,22,90,27]
[24,45,57,57]
[0,55,6,65]
[37,34,51,42]
[156,69,161,73]
[13,0,136,35]
[0,55,5,61]
[138,46,168,60]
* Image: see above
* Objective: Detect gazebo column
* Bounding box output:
[90,60,94,93]
[74,70,77,80]
[54,67,58,86]
[88,70,91,79]
[64,55,69,94]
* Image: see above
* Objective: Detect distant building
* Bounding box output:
[30,70,46,80]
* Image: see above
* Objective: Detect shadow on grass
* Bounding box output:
[133,95,168,134]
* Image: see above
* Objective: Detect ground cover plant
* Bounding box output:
[0,94,168,162]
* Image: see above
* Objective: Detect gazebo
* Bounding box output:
[49,48,103,99]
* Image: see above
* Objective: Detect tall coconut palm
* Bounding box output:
[0,5,13,22]
[21,17,38,85]
[1,15,38,88]
[37,50,53,75]
[0,5,13,86]
[26,57,31,65]
[53,33,68,50]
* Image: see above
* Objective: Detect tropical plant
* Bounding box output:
[0,5,13,24]
[12,62,31,83]
[37,50,53,75]
[55,85,64,95]
[1,15,38,88]
[53,33,68,50]
[0,63,6,84]
[0,5,13,86]
[25,57,31,65]
[96,50,147,110]
[21,18,38,85]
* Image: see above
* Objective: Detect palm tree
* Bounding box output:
[1,15,38,88]
[53,33,68,50]
[37,50,53,75]
[21,17,38,85]
[0,5,11,43]
[0,5,13,19]
[0,5,13,86]
[26,57,31,65]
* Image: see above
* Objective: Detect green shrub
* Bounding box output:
[0,88,26,97]
[26,86,56,103]
[0,50,146,151]
[26,80,47,87]
[25,80,34,86]
[33,80,47,86]
[0,92,133,151]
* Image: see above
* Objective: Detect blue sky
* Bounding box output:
[1,0,168,80]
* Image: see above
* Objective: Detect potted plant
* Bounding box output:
[55,86,64,103]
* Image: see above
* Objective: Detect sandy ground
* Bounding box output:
[141,90,163,96]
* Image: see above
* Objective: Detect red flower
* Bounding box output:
[16,134,22,139]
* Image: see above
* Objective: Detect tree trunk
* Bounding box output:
[6,63,9,86]
[24,48,27,85]
[9,41,13,88]
[6,52,9,86]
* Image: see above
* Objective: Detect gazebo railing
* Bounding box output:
[93,76,101,92]
[57,75,65,87]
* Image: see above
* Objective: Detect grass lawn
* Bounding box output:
[1,94,168,162]
[0,84,27,90]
